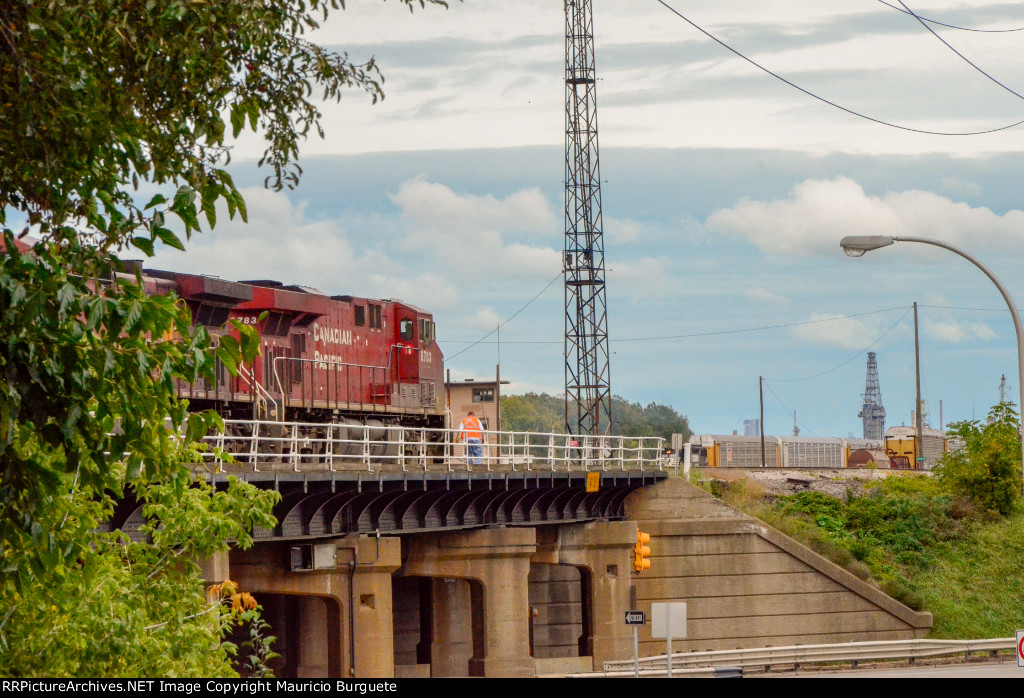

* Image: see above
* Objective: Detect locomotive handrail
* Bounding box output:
[274,349,404,376]
[237,362,278,420]
[271,344,430,420]
[199,418,667,475]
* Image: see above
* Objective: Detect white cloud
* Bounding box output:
[609,257,673,300]
[924,319,997,344]
[743,288,788,305]
[605,215,643,244]
[390,177,557,237]
[791,312,891,350]
[705,177,1024,259]
[454,307,503,336]
[386,177,564,288]
[151,187,361,290]
[367,271,458,312]
[504,378,563,396]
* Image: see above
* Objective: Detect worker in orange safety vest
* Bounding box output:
[459,410,484,465]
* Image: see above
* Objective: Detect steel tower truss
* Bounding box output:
[859,351,886,440]
[564,0,612,436]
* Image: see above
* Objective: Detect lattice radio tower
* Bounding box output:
[859,351,886,440]
[563,0,612,436]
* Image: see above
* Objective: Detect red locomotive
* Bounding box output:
[144,269,446,429]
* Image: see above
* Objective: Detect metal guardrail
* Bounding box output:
[198,419,667,474]
[587,638,1016,677]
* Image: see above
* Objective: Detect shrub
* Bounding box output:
[882,577,924,611]
[934,403,1023,517]
[776,491,845,521]
[845,559,872,581]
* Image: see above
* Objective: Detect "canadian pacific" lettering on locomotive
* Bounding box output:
[313,322,353,347]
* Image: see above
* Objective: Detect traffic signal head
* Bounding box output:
[633,530,651,572]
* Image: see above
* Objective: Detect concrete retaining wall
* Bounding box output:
[624,478,932,655]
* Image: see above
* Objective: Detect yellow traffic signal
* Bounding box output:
[633,530,651,573]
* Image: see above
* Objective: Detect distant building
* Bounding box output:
[743,419,759,436]
[445,377,509,431]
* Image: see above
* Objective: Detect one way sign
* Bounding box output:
[625,611,646,625]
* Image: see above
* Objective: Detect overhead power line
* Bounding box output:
[444,272,561,361]
[655,0,1024,136]
[895,0,1024,103]
[878,0,1024,32]
[763,381,821,437]
[446,304,910,346]
[764,306,912,383]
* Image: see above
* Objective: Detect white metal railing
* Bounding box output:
[591,638,1016,677]
[198,419,667,474]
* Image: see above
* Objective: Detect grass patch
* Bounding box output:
[913,515,1024,638]
[703,471,1024,636]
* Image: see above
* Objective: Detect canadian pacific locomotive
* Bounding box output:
[141,268,446,429]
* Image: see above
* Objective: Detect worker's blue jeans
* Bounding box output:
[466,437,482,465]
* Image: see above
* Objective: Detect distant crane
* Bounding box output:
[859,351,886,440]
[563,0,612,436]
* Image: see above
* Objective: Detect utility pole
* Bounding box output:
[914,302,923,467]
[759,376,766,467]
[563,0,612,436]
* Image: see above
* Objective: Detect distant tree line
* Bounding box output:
[499,393,692,444]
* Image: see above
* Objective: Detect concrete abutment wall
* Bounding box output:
[623,478,932,655]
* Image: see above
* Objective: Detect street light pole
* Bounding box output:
[839,235,1024,501]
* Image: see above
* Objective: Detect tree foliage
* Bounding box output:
[0,0,445,677]
[499,392,692,443]
[934,402,1023,517]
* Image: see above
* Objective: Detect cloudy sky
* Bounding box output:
[151,0,1024,438]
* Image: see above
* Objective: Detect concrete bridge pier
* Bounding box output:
[401,527,537,678]
[230,536,402,679]
[531,520,635,668]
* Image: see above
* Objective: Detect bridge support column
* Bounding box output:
[294,596,335,678]
[426,576,474,677]
[337,536,403,678]
[230,536,401,679]
[199,551,230,583]
[532,521,635,667]
[401,527,536,678]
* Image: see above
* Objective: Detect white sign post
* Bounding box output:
[651,602,687,678]
[1016,629,1023,668]
[625,611,646,678]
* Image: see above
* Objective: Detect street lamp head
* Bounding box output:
[840,235,895,257]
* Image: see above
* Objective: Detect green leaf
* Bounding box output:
[153,225,185,251]
[56,283,77,319]
[131,236,155,256]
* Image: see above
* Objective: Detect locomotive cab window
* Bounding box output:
[419,318,434,345]
[369,304,382,330]
[400,318,414,341]
[354,305,366,326]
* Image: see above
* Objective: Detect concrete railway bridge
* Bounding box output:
[109,421,933,678]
